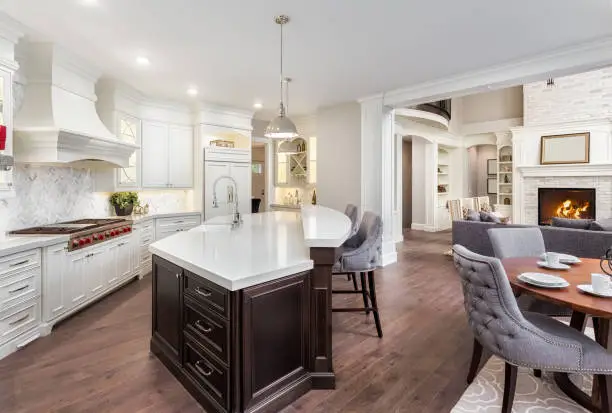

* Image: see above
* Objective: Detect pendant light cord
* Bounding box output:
[279,21,284,110]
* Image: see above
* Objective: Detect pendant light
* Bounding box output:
[265,15,299,139]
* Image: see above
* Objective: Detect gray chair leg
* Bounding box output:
[502,363,518,413]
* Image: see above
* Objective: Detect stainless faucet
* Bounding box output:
[212,175,242,227]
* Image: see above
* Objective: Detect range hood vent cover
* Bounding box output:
[13,42,138,168]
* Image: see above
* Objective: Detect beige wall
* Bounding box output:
[316,102,361,212]
[462,86,523,124]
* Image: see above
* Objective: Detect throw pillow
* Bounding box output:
[590,218,612,231]
[551,217,594,229]
[480,203,492,213]
[465,209,481,221]
[479,211,502,224]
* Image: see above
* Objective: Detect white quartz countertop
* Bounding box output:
[0,234,70,258]
[149,205,351,291]
[125,211,202,223]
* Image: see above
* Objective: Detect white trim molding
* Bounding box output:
[369,35,612,108]
[517,163,612,177]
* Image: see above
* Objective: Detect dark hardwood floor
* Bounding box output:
[0,230,472,413]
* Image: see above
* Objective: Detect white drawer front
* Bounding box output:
[156,215,200,229]
[0,299,40,344]
[0,250,41,277]
[0,267,40,312]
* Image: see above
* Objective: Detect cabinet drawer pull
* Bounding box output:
[8,285,29,294]
[9,260,29,267]
[175,273,182,279]
[195,320,212,334]
[195,287,212,297]
[194,360,213,377]
[117,242,127,247]
[8,314,29,326]
[174,220,185,224]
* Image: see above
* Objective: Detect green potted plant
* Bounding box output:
[109,191,139,216]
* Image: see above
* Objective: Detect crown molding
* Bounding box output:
[0,13,25,44]
[376,35,612,108]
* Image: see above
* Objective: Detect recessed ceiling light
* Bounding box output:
[80,0,98,6]
[187,87,199,96]
[253,102,263,109]
[136,56,150,66]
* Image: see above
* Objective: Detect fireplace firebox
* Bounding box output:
[538,188,596,226]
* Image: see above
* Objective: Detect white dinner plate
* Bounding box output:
[577,284,612,298]
[539,253,581,264]
[537,261,571,270]
[518,273,569,289]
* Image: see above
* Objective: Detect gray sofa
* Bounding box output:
[452,220,612,259]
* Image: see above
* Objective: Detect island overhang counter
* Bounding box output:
[149,205,351,413]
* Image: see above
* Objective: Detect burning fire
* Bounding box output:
[556,199,590,219]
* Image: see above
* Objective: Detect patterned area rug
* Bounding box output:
[452,328,595,413]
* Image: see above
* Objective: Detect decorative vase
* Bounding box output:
[114,204,134,216]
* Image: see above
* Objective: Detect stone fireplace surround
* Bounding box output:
[512,120,612,225]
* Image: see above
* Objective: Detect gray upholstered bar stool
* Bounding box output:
[332,211,383,338]
[341,204,361,288]
[453,244,612,413]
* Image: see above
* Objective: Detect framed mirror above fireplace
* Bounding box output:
[538,188,596,226]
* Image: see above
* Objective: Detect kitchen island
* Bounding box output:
[149,205,351,413]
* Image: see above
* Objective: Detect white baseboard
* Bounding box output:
[381,251,398,266]
[411,223,438,232]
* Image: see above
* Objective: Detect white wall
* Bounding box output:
[411,136,427,225]
[524,67,612,126]
[316,102,361,212]
[462,86,523,124]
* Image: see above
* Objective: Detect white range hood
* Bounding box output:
[13,42,138,168]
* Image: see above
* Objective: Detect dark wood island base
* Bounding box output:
[150,246,339,413]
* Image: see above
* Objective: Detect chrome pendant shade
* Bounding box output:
[265,15,299,139]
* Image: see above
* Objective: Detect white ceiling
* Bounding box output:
[3,0,612,115]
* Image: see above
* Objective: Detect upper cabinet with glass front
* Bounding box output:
[0,67,15,198]
[116,114,141,188]
[275,136,317,187]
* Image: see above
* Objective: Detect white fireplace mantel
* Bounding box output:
[516,163,612,177]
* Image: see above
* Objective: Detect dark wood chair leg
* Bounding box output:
[597,375,612,413]
[351,273,358,291]
[346,274,351,281]
[367,271,383,338]
[467,339,483,384]
[359,272,369,314]
[533,369,542,378]
[502,363,518,413]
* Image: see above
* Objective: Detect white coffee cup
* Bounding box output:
[545,252,561,267]
[591,273,612,294]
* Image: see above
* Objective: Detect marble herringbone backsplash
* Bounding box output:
[0,165,193,233]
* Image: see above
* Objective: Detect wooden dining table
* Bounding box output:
[503,256,612,413]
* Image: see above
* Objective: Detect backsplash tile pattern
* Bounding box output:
[0,165,193,233]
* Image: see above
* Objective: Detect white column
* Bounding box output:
[360,96,397,266]
[394,133,404,243]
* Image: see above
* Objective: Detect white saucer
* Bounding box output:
[540,253,581,264]
[577,284,612,298]
[537,261,571,270]
[518,273,569,289]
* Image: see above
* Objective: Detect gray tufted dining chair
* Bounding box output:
[488,227,572,317]
[453,244,612,413]
[344,204,360,236]
[332,211,383,338]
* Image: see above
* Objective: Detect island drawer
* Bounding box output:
[184,338,229,412]
[184,272,229,318]
[0,249,41,278]
[184,297,229,364]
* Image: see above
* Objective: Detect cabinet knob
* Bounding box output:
[175,273,181,279]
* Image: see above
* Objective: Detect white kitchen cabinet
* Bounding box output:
[154,214,202,241]
[130,224,140,277]
[65,250,87,310]
[142,121,170,188]
[43,244,68,321]
[88,246,108,297]
[116,238,132,281]
[168,125,194,188]
[105,242,120,288]
[142,121,193,189]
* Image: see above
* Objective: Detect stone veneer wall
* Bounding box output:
[524,67,612,126]
[522,176,612,225]
[0,165,192,233]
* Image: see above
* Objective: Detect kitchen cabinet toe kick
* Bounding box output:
[150,249,338,413]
